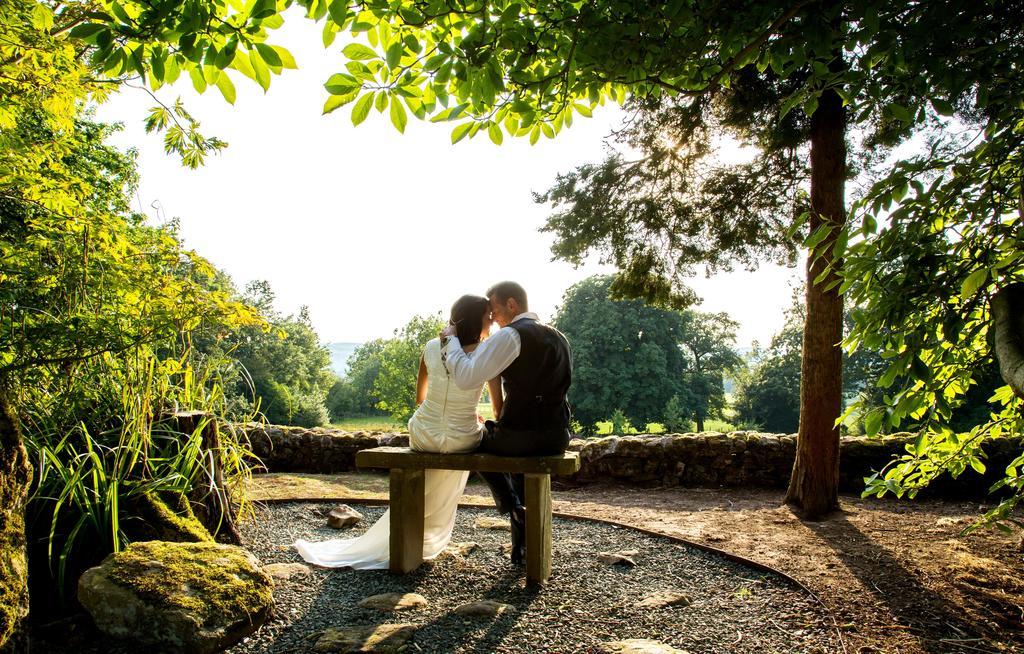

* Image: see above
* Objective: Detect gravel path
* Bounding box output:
[227,501,840,653]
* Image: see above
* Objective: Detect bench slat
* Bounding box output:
[356,446,580,475]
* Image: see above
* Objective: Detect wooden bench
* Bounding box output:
[355,446,580,585]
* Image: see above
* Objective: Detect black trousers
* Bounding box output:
[477,421,571,513]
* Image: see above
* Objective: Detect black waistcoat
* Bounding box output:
[498,319,572,431]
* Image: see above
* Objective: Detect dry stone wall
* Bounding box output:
[240,424,1022,498]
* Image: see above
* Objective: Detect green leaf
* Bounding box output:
[327,0,349,25]
[322,21,339,47]
[215,73,236,104]
[960,269,988,300]
[324,73,361,95]
[69,23,105,41]
[375,90,388,113]
[323,92,357,114]
[343,43,378,61]
[887,103,913,123]
[803,224,833,250]
[779,94,801,119]
[451,122,472,144]
[390,96,408,133]
[573,103,593,118]
[386,42,403,69]
[254,43,282,69]
[529,124,540,145]
[231,51,255,81]
[802,95,819,116]
[487,123,503,145]
[865,410,883,437]
[250,0,277,20]
[351,92,374,125]
[272,46,297,69]
[910,356,931,382]
[250,51,271,91]
[189,66,207,93]
[931,98,955,116]
[969,457,986,474]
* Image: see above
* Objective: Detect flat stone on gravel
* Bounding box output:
[358,592,428,611]
[474,516,509,530]
[445,541,479,557]
[601,639,689,654]
[263,562,312,580]
[453,600,515,618]
[636,591,691,608]
[327,504,364,529]
[312,624,416,653]
[599,550,638,566]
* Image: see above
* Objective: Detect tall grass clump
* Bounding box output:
[18,346,260,607]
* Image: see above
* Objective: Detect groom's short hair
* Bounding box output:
[487,281,528,310]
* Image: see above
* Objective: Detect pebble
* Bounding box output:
[327,504,364,529]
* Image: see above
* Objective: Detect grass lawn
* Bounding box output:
[332,404,495,432]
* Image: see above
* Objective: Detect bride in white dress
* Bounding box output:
[294,295,501,569]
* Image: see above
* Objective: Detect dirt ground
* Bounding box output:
[245,473,1023,654]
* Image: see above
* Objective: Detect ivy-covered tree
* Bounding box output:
[552,275,691,433]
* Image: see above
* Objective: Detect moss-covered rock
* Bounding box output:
[0,391,31,653]
[78,540,273,654]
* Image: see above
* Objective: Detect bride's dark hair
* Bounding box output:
[450,294,490,346]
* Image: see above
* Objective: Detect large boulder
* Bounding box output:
[78,541,273,654]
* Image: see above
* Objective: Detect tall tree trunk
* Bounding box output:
[0,387,32,652]
[695,411,704,433]
[991,283,1024,398]
[785,80,846,519]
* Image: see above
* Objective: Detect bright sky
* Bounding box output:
[95,10,799,348]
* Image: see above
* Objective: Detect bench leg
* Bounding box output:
[524,473,552,585]
[389,468,425,573]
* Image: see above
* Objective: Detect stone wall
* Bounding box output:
[240,424,1023,498]
[242,423,409,473]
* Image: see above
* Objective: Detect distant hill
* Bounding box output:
[326,342,360,377]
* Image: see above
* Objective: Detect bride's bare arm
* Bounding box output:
[415,355,428,405]
[487,377,503,419]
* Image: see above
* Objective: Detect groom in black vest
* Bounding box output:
[441,281,572,563]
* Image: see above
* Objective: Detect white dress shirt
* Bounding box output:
[443,312,538,391]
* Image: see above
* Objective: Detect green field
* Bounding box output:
[332,403,496,432]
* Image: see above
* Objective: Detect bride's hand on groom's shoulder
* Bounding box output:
[440,324,457,339]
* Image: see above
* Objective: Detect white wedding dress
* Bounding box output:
[294,337,485,569]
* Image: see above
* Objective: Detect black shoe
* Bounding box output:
[510,505,526,565]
